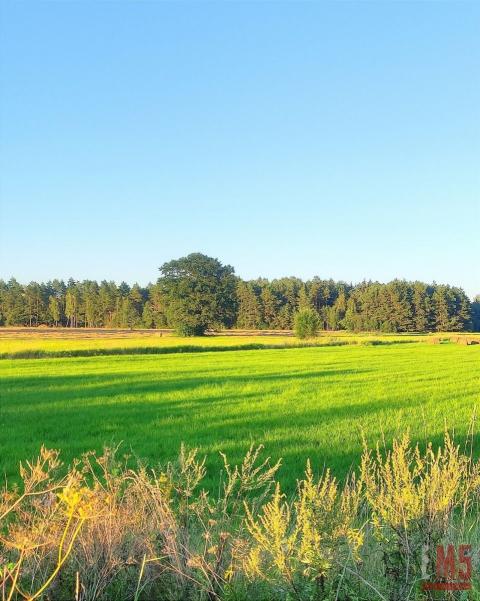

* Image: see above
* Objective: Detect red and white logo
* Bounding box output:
[422,544,472,591]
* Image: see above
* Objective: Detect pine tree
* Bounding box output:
[98,281,118,327]
[275,304,292,330]
[3,279,26,325]
[457,290,471,330]
[433,286,452,331]
[412,283,428,332]
[260,286,278,328]
[120,297,140,329]
[471,295,480,332]
[297,286,311,311]
[24,282,45,327]
[83,281,100,328]
[65,288,79,328]
[236,282,262,329]
[148,283,168,327]
[48,295,61,326]
[142,302,155,328]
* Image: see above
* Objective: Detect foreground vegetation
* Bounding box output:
[2,433,480,600]
[1,341,479,489]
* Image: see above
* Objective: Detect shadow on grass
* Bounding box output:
[0,366,371,402]
[0,338,420,360]
[2,362,464,492]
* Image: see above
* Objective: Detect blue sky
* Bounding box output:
[1,2,479,297]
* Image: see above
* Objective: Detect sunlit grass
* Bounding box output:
[0,334,295,356]
[1,342,479,491]
[0,329,446,358]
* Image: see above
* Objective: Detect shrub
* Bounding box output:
[175,323,207,337]
[294,308,321,339]
[361,432,480,601]
[2,434,480,600]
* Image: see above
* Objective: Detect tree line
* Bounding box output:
[1,253,479,333]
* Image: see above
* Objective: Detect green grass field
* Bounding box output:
[1,335,479,491]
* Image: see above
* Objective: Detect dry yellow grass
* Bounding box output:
[0,327,439,357]
[2,434,480,600]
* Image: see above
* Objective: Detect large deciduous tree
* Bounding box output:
[158,253,237,336]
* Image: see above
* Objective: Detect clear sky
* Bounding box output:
[0,1,479,298]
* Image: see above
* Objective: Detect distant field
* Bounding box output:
[0,327,467,358]
[1,337,479,491]
[0,331,298,356]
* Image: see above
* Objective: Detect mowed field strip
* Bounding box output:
[0,328,434,358]
[1,339,479,491]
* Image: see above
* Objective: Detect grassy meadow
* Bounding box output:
[0,327,431,358]
[1,330,479,491]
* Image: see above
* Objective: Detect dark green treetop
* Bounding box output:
[158,253,237,336]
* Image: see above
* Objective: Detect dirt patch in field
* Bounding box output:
[0,327,294,340]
